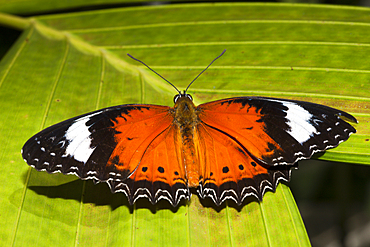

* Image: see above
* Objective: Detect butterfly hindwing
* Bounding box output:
[196,122,294,206]
[108,124,190,206]
[198,97,357,166]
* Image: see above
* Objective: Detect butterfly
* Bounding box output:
[22,50,357,206]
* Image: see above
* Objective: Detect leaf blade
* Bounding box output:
[2,3,370,247]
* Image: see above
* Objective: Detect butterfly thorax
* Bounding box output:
[172,96,201,187]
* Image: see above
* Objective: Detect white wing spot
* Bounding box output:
[284,103,318,143]
[64,111,102,163]
[267,99,318,144]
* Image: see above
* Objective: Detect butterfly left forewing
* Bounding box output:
[22,105,171,184]
[22,108,117,177]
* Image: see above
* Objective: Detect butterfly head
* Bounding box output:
[174,91,193,103]
[173,91,197,122]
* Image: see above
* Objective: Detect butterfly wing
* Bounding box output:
[195,122,294,205]
[22,104,189,206]
[108,123,190,206]
[198,97,357,166]
[196,96,357,205]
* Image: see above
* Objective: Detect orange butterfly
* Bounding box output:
[22,50,357,206]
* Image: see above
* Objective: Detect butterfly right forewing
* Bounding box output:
[198,97,357,166]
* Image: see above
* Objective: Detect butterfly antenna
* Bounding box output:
[184,49,226,94]
[127,53,181,94]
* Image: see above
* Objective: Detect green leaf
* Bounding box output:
[1,3,369,246]
[0,0,163,15]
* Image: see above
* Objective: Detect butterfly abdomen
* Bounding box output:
[173,96,202,187]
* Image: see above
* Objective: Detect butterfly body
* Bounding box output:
[172,95,201,187]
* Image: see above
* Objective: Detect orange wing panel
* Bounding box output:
[198,99,283,165]
[195,122,291,205]
[107,106,174,173]
[108,122,190,206]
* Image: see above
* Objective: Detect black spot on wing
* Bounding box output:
[158,167,165,173]
[222,167,229,173]
[110,155,120,166]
